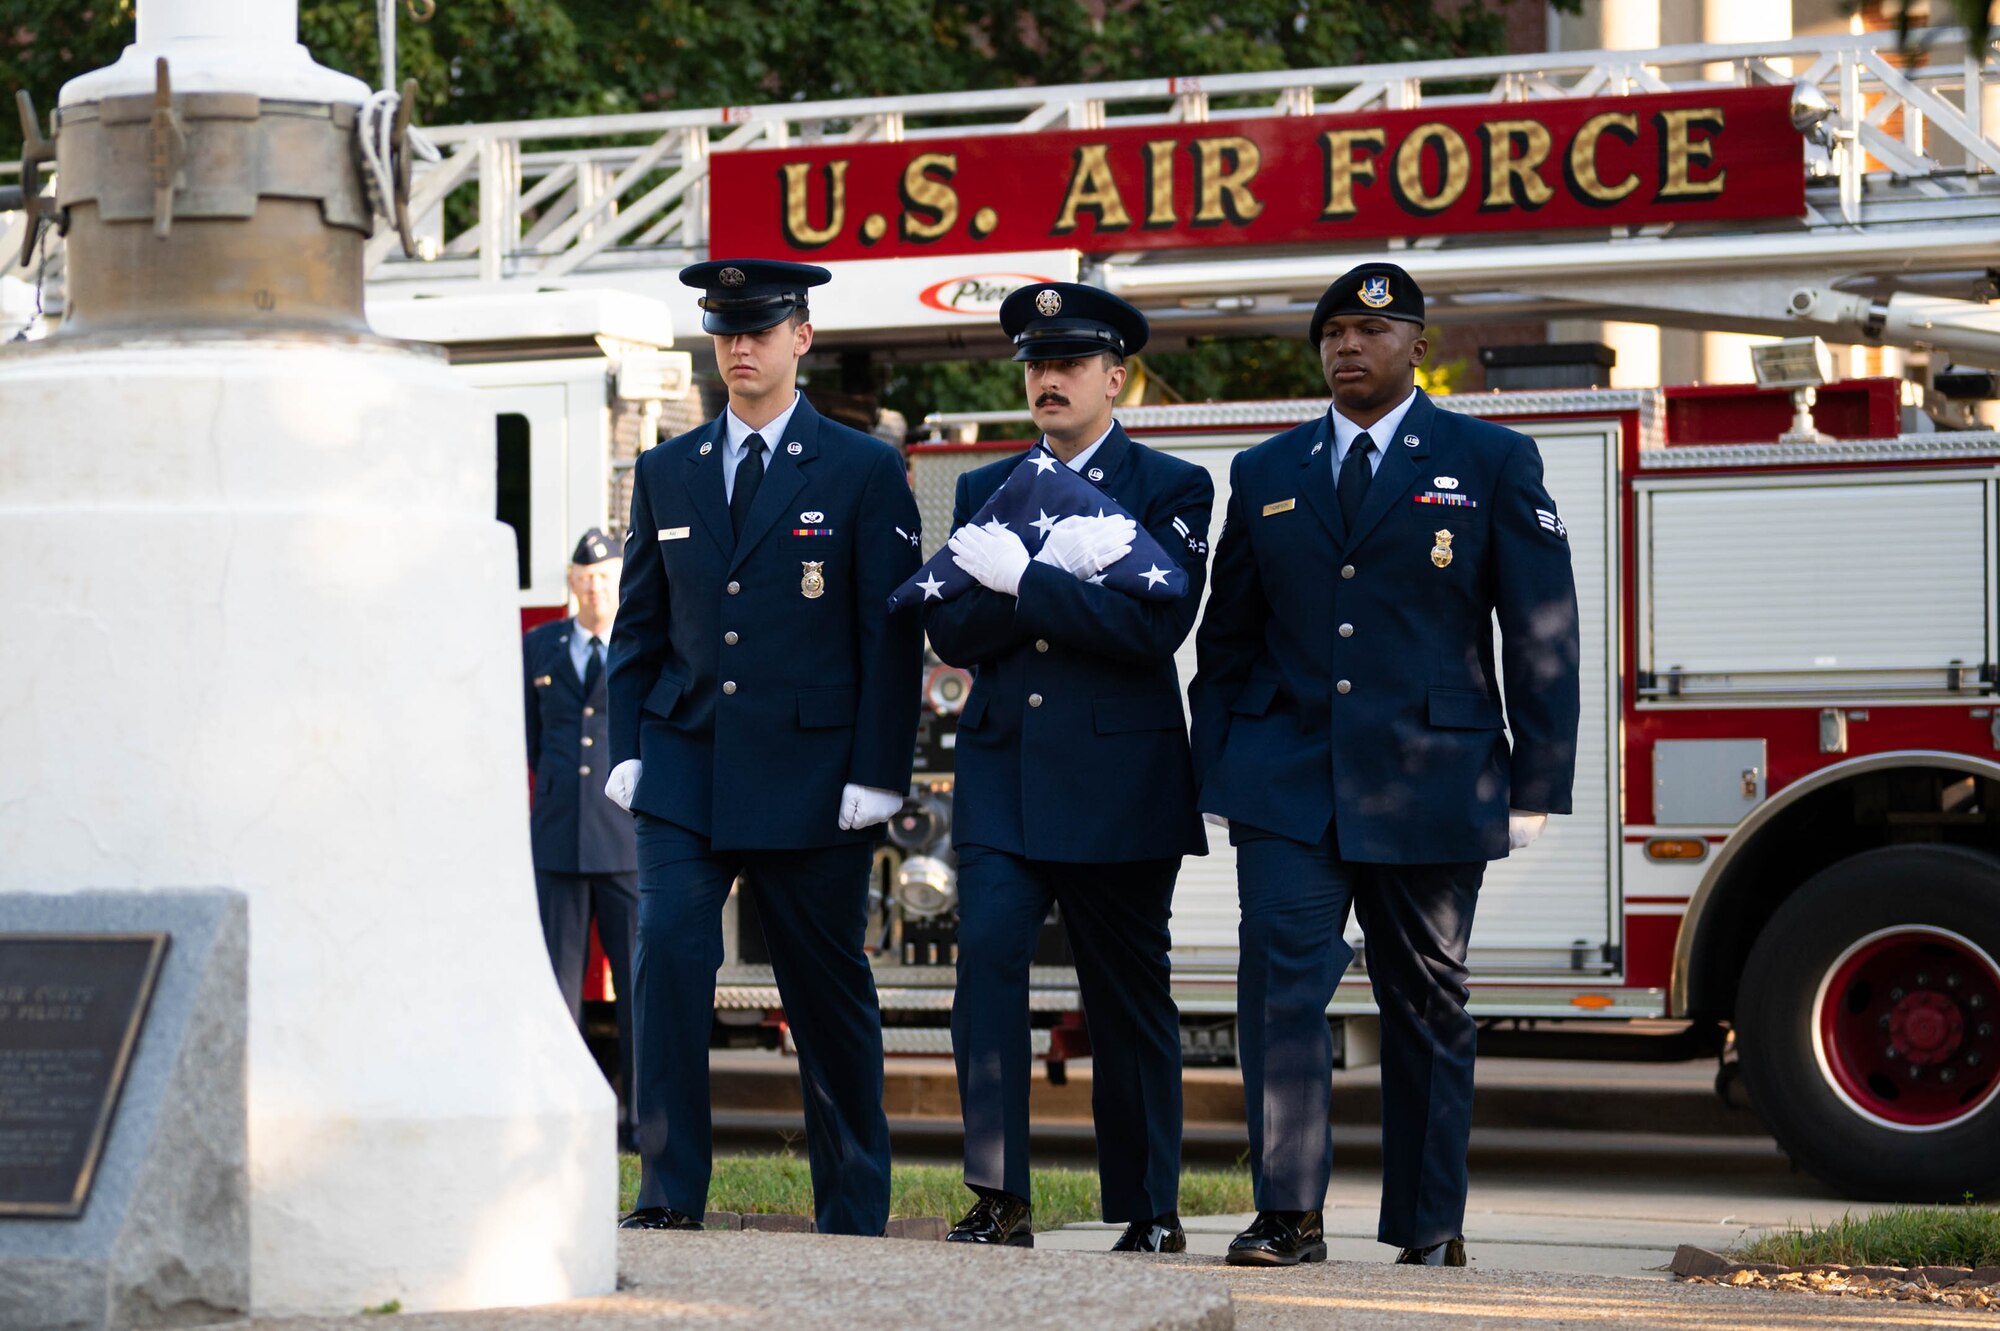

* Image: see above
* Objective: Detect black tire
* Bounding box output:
[1736,844,2000,1201]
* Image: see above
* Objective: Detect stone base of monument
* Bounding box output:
[0,891,247,1331]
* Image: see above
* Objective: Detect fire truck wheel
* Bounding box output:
[1736,844,2000,1201]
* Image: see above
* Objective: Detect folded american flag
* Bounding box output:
[889,442,1189,613]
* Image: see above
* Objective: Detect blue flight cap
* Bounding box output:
[679,258,832,335]
[571,528,618,565]
[998,282,1149,363]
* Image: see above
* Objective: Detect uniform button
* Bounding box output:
[726,580,741,595]
[1336,680,1352,694]
[1028,693,1043,708]
[578,764,591,775]
[582,706,595,716]
[1035,639,1049,653]
[581,736,594,747]
[1340,564,1356,579]
[724,631,739,645]
[723,681,737,695]
[1339,623,1354,638]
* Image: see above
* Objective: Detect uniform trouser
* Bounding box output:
[630,813,890,1235]
[950,844,1184,1222]
[534,867,639,1134]
[1232,822,1484,1248]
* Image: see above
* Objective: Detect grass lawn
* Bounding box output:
[1736,1202,2000,1270]
[618,1153,1253,1232]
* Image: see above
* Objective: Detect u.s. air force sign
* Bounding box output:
[709,88,1802,262]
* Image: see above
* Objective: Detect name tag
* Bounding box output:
[1261,498,1296,517]
[658,527,691,541]
[532,674,553,688]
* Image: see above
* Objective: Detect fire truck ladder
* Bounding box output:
[7,27,2000,357]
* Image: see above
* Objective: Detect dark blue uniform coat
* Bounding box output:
[925,425,1211,863]
[1188,389,1580,1246]
[609,396,923,849]
[523,616,639,1137]
[608,394,921,1234]
[1189,389,1580,863]
[524,617,637,874]
[923,425,1211,1222]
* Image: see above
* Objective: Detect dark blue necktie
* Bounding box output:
[1338,431,1375,529]
[731,432,767,541]
[583,635,604,694]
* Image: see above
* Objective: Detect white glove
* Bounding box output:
[839,783,905,831]
[1508,810,1547,849]
[604,759,641,812]
[949,521,1032,597]
[1034,514,1136,581]
[1203,812,1230,830]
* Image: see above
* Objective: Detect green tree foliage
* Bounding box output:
[3,0,1558,420]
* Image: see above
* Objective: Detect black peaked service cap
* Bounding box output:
[680,258,831,335]
[571,528,618,565]
[999,282,1149,363]
[1310,262,1426,346]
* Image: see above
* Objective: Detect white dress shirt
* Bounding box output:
[1328,389,1417,478]
[1049,422,1116,476]
[722,391,802,502]
[568,618,613,682]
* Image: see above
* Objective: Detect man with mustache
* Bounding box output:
[606,258,922,1235]
[924,282,1212,1252]
[1190,263,1580,1268]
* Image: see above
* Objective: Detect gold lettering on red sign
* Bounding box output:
[1391,122,1471,216]
[1318,126,1386,219]
[780,161,847,249]
[1190,135,1265,227]
[1655,107,1727,200]
[1143,139,1178,229]
[898,152,960,242]
[1479,118,1556,211]
[1052,143,1133,234]
[1565,111,1641,205]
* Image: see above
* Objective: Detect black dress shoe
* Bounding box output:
[1111,1212,1187,1253]
[1395,1237,1467,1266]
[946,1193,1033,1247]
[618,1206,702,1231]
[1226,1210,1326,1266]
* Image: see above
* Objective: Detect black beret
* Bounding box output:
[1309,262,1426,346]
[679,258,831,335]
[571,528,618,565]
[998,282,1149,363]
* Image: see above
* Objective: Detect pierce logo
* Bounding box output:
[918,273,1054,316]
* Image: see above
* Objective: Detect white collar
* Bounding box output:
[573,614,614,646]
[1049,422,1117,475]
[724,391,802,455]
[1329,389,1417,457]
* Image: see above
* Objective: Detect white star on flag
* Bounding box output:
[886,441,1190,613]
[1086,573,1107,585]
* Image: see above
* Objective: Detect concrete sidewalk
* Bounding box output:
[243,1231,1985,1331]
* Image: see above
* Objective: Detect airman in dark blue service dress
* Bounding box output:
[523,527,640,1144]
[1190,262,1581,1268]
[923,282,1212,1254]
[607,259,922,1236]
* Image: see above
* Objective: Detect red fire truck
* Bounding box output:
[863,376,2000,1205]
[320,26,2000,1203]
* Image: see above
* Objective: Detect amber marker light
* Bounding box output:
[1571,994,1616,1010]
[1645,837,1708,862]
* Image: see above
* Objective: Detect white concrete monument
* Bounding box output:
[0,0,616,1313]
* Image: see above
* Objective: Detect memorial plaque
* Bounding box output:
[0,934,168,1217]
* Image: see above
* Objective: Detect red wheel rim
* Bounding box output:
[1813,926,2000,1131]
